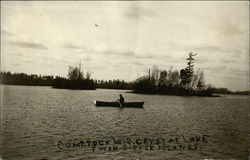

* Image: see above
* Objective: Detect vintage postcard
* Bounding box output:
[0,1,249,160]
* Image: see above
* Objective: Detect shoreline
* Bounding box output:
[128,91,221,97]
[1,84,249,96]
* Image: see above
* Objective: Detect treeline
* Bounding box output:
[1,52,249,96]
[0,71,247,95]
[52,76,95,90]
[132,66,214,96]
[0,72,54,86]
[94,79,132,90]
[52,66,95,89]
[133,53,214,96]
[0,71,249,95]
[211,87,249,95]
[0,70,130,90]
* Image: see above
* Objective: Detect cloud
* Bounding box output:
[196,46,224,52]
[195,45,243,55]
[135,54,154,59]
[134,61,144,66]
[195,56,214,64]
[78,45,135,58]
[217,20,245,36]
[117,60,144,66]
[135,52,176,59]
[13,63,22,66]
[203,65,226,72]
[102,49,135,57]
[1,30,15,37]
[218,57,247,64]
[60,42,135,58]
[220,75,242,81]
[229,68,248,77]
[63,43,82,49]
[83,56,91,61]
[9,41,48,50]
[124,6,159,20]
[174,42,245,57]
[6,52,23,57]
[219,58,235,64]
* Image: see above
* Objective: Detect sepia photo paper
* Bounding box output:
[0,1,249,160]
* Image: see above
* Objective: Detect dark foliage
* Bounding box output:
[132,52,214,96]
[52,76,95,90]
[209,87,250,95]
[1,54,248,95]
[52,65,95,90]
[94,79,132,90]
[0,70,95,90]
[0,71,54,86]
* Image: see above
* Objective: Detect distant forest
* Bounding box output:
[133,52,249,96]
[0,52,249,96]
[1,71,248,95]
[0,71,131,90]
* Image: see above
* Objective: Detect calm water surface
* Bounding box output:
[0,85,249,160]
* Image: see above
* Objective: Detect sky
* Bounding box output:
[1,1,249,91]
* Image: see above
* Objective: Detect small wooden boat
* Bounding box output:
[94,100,144,108]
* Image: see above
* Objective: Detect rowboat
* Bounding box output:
[94,100,144,108]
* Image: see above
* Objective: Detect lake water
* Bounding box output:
[0,85,249,160]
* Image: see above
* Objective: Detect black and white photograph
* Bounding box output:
[0,1,249,160]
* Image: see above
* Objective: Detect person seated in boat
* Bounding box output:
[119,94,124,104]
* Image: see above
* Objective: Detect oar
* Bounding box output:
[118,101,123,108]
